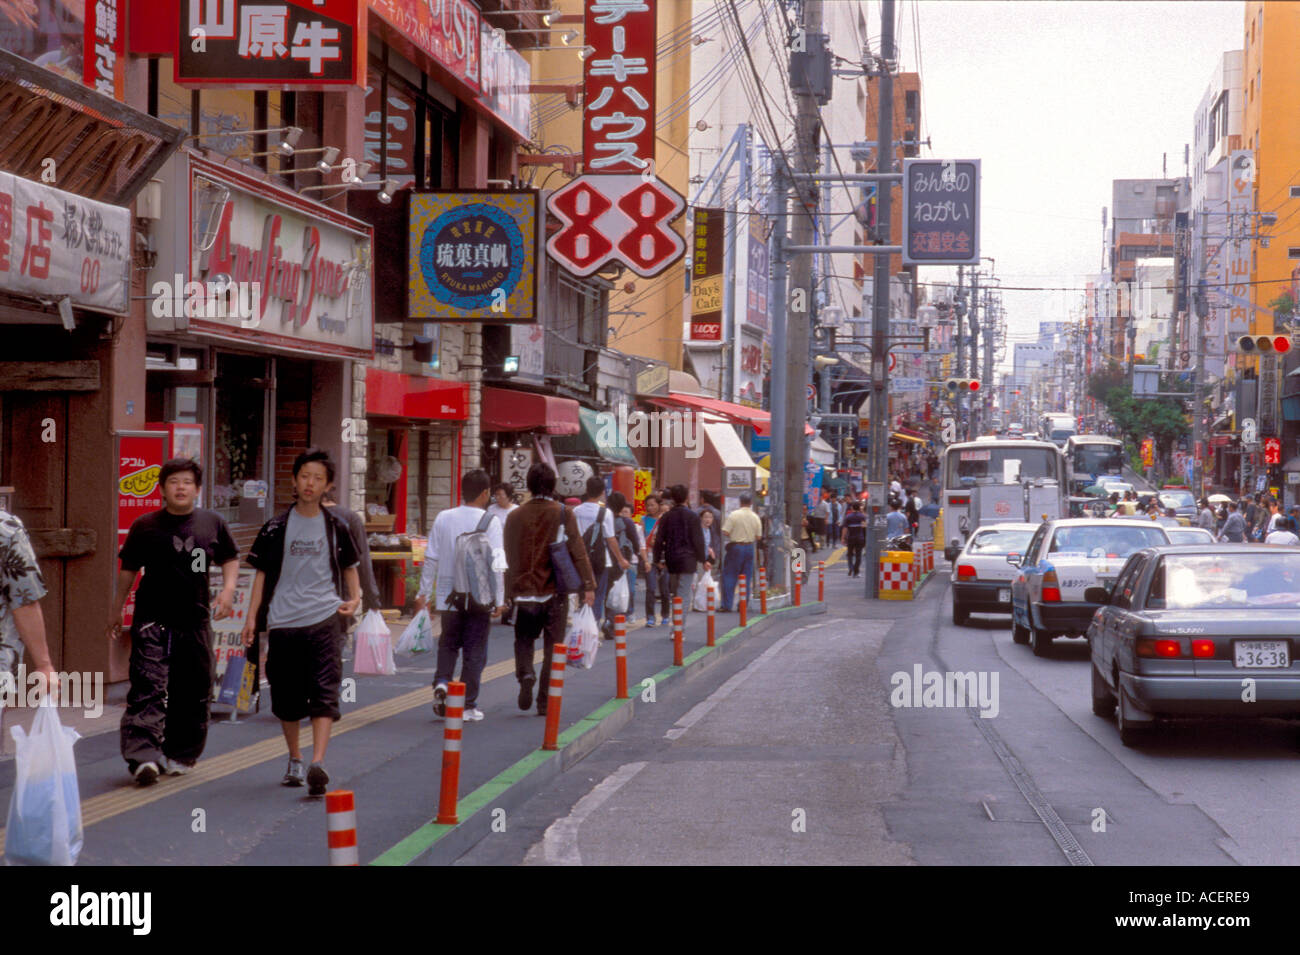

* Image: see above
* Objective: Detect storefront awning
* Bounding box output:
[702,421,758,471]
[1283,456,1300,473]
[891,431,928,445]
[550,407,638,467]
[650,393,813,436]
[482,387,581,435]
[810,435,836,466]
[366,369,468,420]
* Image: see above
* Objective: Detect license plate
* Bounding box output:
[997,589,1010,603]
[1234,640,1290,668]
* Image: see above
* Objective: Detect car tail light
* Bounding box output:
[956,564,977,579]
[1192,640,1215,658]
[1137,638,1183,658]
[1041,569,1061,602]
[949,495,969,507]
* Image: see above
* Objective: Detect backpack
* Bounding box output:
[447,512,499,613]
[581,505,608,576]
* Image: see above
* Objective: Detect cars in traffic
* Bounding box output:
[1156,489,1197,523]
[950,523,1037,625]
[1165,527,1215,545]
[1087,545,1300,745]
[1009,519,1171,656]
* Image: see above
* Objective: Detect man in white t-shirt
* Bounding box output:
[573,476,629,632]
[487,483,519,624]
[416,469,506,722]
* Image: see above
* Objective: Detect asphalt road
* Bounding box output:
[457,562,1295,866]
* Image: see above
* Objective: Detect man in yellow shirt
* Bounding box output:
[720,493,763,612]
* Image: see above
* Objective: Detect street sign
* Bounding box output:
[888,352,896,372]
[1241,417,1257,445]
[902,158,980,266]
[807,384,816,403]
[1265,436,1282,465]
[546,174,686,277]
[892,377,925,393]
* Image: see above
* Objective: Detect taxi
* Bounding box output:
[1009,519,1171,656]
[951,522,1037,625]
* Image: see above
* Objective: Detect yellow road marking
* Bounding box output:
[0,647,555,853]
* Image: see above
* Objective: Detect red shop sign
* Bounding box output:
[116,431,167,627]
[583,0,657,174]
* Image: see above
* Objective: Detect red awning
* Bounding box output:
[651,393,813,436]
[482,387,581,435]
[366,369,468,420]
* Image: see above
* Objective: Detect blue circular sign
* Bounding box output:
[418,203,526,312]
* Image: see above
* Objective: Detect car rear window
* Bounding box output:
[967,530,1034,555]
[1151,554,1300,609]
[1048,524,1167,557]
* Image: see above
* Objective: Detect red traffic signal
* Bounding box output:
[1274,336,1291,354]
[1237,335,1292,354]
[969,380,980,392]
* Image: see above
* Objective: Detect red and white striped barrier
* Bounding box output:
[759,565,768,615]
[738,574,747,626]
[326,790,359,866]
[818,560,825,601]
[672,595,684,666]
[542,646,565,751]
[706,585,715,647]
[615,614,628,699]
[436,680,466,824]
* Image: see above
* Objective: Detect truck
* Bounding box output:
[1041,413,1077,447]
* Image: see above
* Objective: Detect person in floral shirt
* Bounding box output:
[0,509,55,705]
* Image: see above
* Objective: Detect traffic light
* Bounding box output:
[1234,335,1292,354]
[945,378,980,395]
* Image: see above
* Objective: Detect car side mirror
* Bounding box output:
[1005,553,1020,565]
[1083,586,1110,604]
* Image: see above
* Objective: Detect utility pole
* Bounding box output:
[955,265,965,388]
[768,161,789,587]
[1191,211,1207,498]
[967,268,979,438]
[983,290,995,431]
[783,0,824,546]
[866,0,895,599]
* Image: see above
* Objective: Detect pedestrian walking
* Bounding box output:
[620,499,649,624]
[322,487,382,617]
[574,476,630,638]
[1197,499,1215,532]
[503,463,595,715]
[0,510,56,713]
[640,495,670,627]
[607,492,642,624]
[1265,515,1300,545]
[242,449,361,797]
[719,492,761,612]
[110,457,239,785]
[1218,501,1246,543]
[652,485,710,612]
[841,502,868,577]
[885,498,910,540]
[415,469,506,723]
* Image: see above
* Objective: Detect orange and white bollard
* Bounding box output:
[615,614,628,699]
[706,584,716,647]
[435,680,465,824]
[672,595,684,666]
[542,645,566,751]
[325,790,359,866]
[759,565,768,615]
[818,560,825,602]
[738,575,747,627]
[794,570,802,607]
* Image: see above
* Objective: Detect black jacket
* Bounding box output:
[653,504,707,574]
[327,502,382,612]
[247,505,359,633]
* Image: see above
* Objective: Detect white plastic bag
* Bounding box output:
[396,608,434,654]
[607,574,629,614]
[566,605,600,669]
[354,609,397,676]
[5,702,83,866]
[692,573,718,612]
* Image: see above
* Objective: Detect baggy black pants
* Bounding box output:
[513,598,568,705]
[120,621,214,769]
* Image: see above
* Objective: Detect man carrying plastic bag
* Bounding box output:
[5,701,82,866]
[353,609,396,675]
[395,608,434,654]
[566,605,600,669]
[692,573,718,612]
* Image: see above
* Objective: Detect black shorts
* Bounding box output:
[266,615,344,722]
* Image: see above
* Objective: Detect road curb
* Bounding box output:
[371,599,828,866]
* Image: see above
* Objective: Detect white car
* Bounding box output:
[951,523,1037,626]
[1009,519,1172,656]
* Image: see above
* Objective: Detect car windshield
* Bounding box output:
[1150,554,1300,609]
[1048,524,1168,557]
[967,529,1034,555]
[1159,491,1195,510]
[1072,445,1123,476]
[947,446,1060,488]
[1166,529,1213,544]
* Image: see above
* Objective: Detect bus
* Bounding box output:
[940,439,1067,560]
[1064,435,1124,495]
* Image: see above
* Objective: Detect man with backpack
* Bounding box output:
[653,484,710,612]
[503,464,595,716]
[415,469,506,722]
[574,476,630,639]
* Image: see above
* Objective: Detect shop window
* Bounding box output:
[213,354,269,526]
[273,358,314,512]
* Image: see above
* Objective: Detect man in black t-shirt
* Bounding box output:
[109,458,239,786]
[840,502,868,577]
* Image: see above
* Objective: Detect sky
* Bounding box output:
[881,0,1245,371]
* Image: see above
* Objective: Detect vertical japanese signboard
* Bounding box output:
[746,213,769,331]
[176,0,365,88]
[84,0,127,100]
[690,206,723,341]
[116,431,168,628]
[546,0,686,279]
[1225,151,1253,345]
[902,159,980,266]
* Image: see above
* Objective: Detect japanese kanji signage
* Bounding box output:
[409,191,539,323]
[745,212,769,331]
[116,430,168,628]
[1265,436,1281,466]
[368,0,480,93]
[1224,150,1253,341]
[902,159,980,266]
[0,171,130,314]
[176,0,365,88]
[583,0,656,172]
[690,206,723,341]
[84,0,126,101]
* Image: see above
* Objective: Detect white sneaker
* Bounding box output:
[463,706,485,722]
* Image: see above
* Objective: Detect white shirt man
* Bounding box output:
[486,486,518,531]
[417,505,506,612]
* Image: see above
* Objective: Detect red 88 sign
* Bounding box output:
[547,174,686,278]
